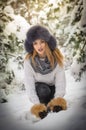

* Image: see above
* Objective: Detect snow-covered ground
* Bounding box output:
[0,69,86,130]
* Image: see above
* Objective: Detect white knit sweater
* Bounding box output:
[24,59,66,104]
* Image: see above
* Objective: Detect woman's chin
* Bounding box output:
[38,52,45,57]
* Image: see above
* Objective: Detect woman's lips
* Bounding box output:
[38,48,43,52]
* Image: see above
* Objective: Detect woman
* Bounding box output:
[24,25,67,119]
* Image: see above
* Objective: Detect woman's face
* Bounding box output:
[33,39,46,57]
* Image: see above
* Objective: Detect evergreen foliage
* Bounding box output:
[0,0,86,101]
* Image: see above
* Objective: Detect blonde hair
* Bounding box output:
[25,43,64,68]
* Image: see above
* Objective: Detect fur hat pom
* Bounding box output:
[24,25,57,53]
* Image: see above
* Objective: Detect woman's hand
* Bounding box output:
[31,103,48,119]
[47,97,67,112]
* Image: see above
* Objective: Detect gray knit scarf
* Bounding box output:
[30,56,57,75]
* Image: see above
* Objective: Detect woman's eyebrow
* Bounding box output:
[33,41,37,44]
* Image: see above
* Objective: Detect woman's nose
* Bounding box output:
[37,42,41,48]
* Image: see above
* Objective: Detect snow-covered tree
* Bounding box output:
[0,0,86,102]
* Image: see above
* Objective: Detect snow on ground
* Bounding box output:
[0,69,86,130]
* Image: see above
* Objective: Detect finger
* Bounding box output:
[53,105,63,112]
[39,110,48,119]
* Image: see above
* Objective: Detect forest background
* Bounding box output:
[0,0,86,103]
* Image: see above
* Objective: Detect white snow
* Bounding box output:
[6,57,24,83]
[80,0,86,32]
[49,0,63,5]
[4,14,30,41]
[0,1,86,130]
[4,5,14,14]
[0,69,86,130]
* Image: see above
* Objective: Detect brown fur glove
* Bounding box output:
[47,97,67,112]
[31,103,48,119]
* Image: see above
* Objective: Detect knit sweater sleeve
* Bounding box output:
[24,59,40,104]
[54,65,66,98]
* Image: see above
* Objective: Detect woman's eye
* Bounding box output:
[41,40,45,43]
[33,42,37,45]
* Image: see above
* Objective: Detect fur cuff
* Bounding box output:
[31,103,48,119]
[47,97,67,112]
